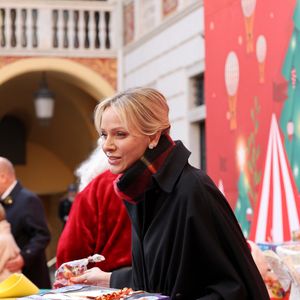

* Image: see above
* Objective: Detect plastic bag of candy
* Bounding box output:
[53,254,105,288]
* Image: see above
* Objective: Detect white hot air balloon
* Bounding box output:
[225,51,240,130]
[241,0,256,53]
[256,35,267,83]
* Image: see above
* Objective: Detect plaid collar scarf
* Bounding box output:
[114,134,175,204]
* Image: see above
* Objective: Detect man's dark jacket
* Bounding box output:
[111,141,269,300]
[4,181,51,288]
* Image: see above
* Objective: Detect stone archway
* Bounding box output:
[0,57,115,99]
[0,57,116,193]
[0,57,117,263]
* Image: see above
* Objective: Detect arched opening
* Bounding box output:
[0,57,116,261]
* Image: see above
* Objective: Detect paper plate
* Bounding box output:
[0,273,39,298]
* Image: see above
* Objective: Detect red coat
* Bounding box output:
[56,170,131,272]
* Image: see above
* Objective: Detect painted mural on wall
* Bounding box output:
[140,0,157,34]
[162,0,178,17]
[204,0,300,243]
[123,1,135,45]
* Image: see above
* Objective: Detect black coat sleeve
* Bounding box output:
[110,267,133,289]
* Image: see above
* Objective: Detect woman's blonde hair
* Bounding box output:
[0,203,6,221]
[94,87,170,136]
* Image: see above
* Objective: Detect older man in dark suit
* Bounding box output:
[0,157,51,288]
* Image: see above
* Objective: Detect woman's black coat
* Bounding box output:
[111,141,269,300]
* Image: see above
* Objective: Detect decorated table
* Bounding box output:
[0,274,169,300]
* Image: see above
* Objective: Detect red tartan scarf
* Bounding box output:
[113,134,175,204]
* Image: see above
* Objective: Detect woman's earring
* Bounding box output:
[149,144,154,149]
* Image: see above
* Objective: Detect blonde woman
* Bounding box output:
[71,87,269,299]
[0,203,21,282]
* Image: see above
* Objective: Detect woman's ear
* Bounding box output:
[148,131,162,149]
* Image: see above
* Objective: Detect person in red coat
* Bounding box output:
[56,166,131,272]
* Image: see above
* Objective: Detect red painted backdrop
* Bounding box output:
[204,0,295,204]
[204,0,298,239]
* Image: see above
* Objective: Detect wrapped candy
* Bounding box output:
[53,254,105,288]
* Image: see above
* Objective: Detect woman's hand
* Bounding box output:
[70,267,112,287]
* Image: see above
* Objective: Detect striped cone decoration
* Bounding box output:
[249,114,300,243]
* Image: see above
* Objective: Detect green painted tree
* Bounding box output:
[235,97,261,237]
[280,0,300,190]
[235,172,252,237]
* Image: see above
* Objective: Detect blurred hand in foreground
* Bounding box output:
[5,254,24,272]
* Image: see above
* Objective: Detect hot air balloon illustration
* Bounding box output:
[225,51,239,130]
[256,35,267,83]
[241,0,256,53]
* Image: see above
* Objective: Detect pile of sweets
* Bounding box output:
[93,288,169,300]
